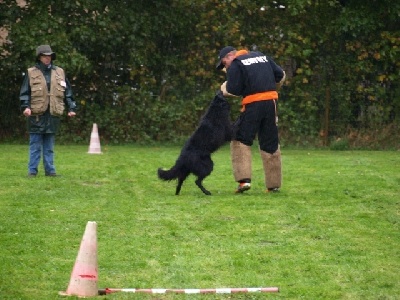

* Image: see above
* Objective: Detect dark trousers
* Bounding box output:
[234,100,279,154]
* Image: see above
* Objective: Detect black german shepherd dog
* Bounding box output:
[158,91,232,195]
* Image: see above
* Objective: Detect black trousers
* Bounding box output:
[234,100,279,154]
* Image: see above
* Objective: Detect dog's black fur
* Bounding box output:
[158,92,232,195]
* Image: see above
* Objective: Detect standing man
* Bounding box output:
[216,46,285,193]
[20,45,77,177]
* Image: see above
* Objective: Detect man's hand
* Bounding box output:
[68,112,76,117]
[23,108,31,117]
[220,81,238,97]
[276,71,286,89]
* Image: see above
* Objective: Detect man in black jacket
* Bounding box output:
[217,46,285,193]
[20,45,77,177]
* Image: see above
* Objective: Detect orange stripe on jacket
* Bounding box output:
[235,49,249,57]
[241,91,278,112]
[242,91,278,105]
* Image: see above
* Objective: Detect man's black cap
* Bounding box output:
[216,46,235,70]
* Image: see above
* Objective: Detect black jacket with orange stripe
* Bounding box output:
[226,50,284,99]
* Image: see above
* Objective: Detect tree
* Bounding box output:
[0,0,399,148]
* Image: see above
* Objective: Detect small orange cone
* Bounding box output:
[88,123,102,154]
[59,221,98,297]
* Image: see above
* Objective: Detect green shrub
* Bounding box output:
[330,138,350,150]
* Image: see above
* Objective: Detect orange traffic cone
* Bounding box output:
[59,221,98,297]
[88,123,102,154]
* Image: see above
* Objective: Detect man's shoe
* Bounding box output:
[266,188,280,193]
[27,173,37,178]
[235,182,251,193]
[45,173,61,177]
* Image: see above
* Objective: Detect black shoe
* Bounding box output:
[27,173,37,178]
[45,173,61,177]
[266,188,280,193]
[235,182,251,193]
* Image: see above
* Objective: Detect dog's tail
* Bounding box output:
[158,165,180,181]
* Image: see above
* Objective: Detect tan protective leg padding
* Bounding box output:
[260,146,282,189]
[230,140,252,182]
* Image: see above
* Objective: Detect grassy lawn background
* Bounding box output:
[0,144,399,299]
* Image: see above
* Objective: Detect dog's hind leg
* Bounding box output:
[195,177,211,195]
[193,156,213,195]
[176,178,184,195]
[176,171,190,195]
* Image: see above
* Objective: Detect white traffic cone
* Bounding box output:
[88,123,102,154]
[59,221,99,297]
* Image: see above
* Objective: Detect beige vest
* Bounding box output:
[27,66,66,116]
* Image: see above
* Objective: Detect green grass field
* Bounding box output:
[0,144,399,300]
